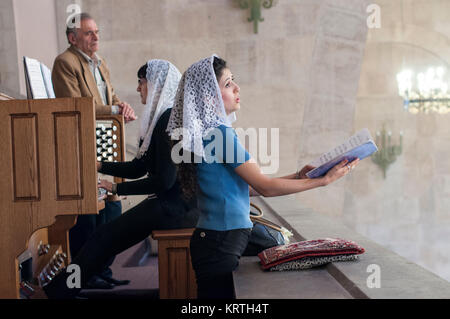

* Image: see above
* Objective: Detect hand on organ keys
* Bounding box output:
[98,177,107,200]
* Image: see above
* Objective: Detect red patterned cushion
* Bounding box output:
[258,238,365,270]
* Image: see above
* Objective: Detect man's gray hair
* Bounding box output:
[66,12,94,44]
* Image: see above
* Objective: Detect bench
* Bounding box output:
[152,228,197,299]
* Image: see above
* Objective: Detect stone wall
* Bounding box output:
[0,0,19,95]
[55,0,368,176]
[295,0,371,219]
[0,0,60,97]
[343,0,450,282]
[13,0,59,96]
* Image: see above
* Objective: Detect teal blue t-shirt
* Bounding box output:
[196,125,253,231]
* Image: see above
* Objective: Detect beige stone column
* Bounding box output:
[296,0,371,217]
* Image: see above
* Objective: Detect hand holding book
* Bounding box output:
[296,164,315,179]
[322,158,360,186]
[305,129,378,179]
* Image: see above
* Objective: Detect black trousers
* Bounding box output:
[44,197,199,298]
[190,228,251,299]
[69,201,122,280]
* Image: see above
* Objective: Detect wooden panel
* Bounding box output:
[27,228,49,277]
[167,247,191,298]
[10,114,40,201]
[0,97,98,298]
[0,100,31,298]
[47,215,77,263]
[53,112,83,199]
[153,228,195,240]
[154,230,197,299]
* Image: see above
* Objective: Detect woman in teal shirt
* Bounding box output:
[167,55,359,299]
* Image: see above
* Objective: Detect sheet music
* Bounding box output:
[24,57,48,99]
[309,128,373,167]
[40,62,55,98]
[306,128,378,178]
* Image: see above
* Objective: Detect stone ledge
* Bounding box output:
[245,195,450,299]
[234,256,353,299]
[233,196,450,299]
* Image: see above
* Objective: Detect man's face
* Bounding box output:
[70,18,99,58]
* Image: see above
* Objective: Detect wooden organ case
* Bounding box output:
[0,97,125,298]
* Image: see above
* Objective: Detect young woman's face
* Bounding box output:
[218,68,240,115]
[136,78,148,104]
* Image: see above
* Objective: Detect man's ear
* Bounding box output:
[68,32,77,45]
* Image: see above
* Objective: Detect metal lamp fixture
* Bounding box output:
[239,0,276,34]
[397,66,450,114]
[371,126,403,178]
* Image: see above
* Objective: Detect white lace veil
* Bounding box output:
[137,59,181,159]
[166,54,236,158]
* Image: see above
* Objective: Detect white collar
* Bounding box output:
[75,47,102,67]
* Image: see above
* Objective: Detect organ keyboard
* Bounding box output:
[95,115,125,184]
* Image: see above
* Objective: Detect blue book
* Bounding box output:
[306,128,378,179]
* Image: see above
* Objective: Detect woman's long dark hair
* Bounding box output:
[177,56,227,201]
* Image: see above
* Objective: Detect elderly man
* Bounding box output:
[52,13,135,120]
[52,12,132,290]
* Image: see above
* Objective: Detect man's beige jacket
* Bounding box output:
[52,45,121,115]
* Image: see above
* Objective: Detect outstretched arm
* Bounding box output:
[238,158,359,198]
[248,164,315,196]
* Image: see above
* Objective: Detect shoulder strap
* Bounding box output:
[250,202,283,232]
